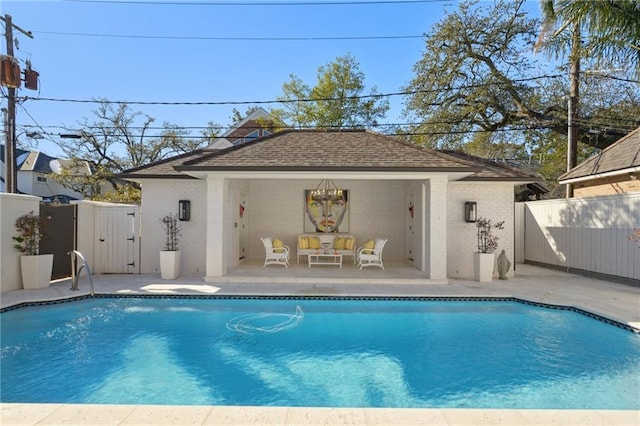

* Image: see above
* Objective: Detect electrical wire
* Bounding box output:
[65,0,450,6]
[33,30,424,41]
[12,74,564,106]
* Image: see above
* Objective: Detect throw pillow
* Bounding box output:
[362,239,375,254]
[344,236,355,250]
[333,237,345,250]
[309,236,321,249]
[273,238,285,253]
[298,235,308,249]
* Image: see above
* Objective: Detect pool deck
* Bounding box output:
[1,263,639,425]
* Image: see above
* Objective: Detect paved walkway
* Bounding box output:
[2,264,639,425]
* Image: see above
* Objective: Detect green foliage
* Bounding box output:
[401,0,639,199]
[537,0,640,79]
[403,0,547,149]
[270,53,389,129]
[93,184,141,203]
[527,130,598,198]
[13,211,47,255]
[160,213,182,251]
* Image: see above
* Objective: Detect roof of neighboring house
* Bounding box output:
[559,127,640,183]
[1,145,92,176]
[18,150,58,173]
[120,129,540,181]
[207,107,275,149]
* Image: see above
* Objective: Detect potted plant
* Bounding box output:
[159,213,182,279]
[13,210,53,290]
[473,217,504,282]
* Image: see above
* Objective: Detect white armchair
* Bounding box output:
[357,238,387,270]
[261,237,290,268]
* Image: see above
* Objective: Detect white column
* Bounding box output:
[205,175,229,280]
[423,177,448,280]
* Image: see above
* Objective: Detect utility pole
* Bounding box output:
[2,14,33,194]
[565,24,581,198]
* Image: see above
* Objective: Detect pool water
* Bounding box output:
[1,296,639,409]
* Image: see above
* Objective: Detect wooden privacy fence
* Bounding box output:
[517,193,640,282]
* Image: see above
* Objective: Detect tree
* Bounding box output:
[535,0,640,193]
[270,53,389,129]
[53,100,217,202]
[403,0,640,198]
[403,0,552,150]
[537,0,640,79]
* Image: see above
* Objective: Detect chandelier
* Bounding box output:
[311,179,344,202]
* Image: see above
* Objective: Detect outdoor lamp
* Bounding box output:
[179,200,191,221]
[464,201,477,223]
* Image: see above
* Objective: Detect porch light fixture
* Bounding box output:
[310,179,344,202]
[178,200,191,221]
[464,201,477,223]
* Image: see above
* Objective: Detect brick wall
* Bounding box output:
[139,177,518,280]
[447,182,515,279]
[248,179,406,261]
[140,179,207,274]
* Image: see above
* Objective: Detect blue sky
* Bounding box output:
[2,0,542,157]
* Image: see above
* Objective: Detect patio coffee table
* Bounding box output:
[308,253,343,268]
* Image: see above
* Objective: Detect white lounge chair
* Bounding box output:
[261,237,290,268]
[357,238,387,270]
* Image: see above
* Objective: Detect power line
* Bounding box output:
[64,0,450,6]
[23,125,553,140]
[33,30,424,41]
[13,75,563,106]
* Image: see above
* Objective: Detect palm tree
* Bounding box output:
[536,0,640,196]
[538,0,639,76]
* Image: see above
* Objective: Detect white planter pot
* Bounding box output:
[160,251,181,279]
[473,252,495,282]
[21,254,54,290]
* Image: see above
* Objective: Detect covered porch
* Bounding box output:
[224,259,444,285]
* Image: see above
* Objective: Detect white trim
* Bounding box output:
[559,166,640,185]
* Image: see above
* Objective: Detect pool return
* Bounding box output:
[68,250,95,296]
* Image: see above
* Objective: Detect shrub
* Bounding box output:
[160,213,182,251]
[13,211,47,255]
[476,217,504,253]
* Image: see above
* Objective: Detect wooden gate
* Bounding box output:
[94,204,140,274]
[39,203,76,279]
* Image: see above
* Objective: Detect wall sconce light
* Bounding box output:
[178,200,191,221]
[464,201,477,223]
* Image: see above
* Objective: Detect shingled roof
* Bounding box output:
[559,127,640,182]
[120,129,538,180]
[439,150,540,181]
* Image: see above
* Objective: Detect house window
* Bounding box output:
[37,176,47,183]
[244,130,260,141]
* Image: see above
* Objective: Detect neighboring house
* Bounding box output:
[207,107,275,149]
[121,129,539,281]
[559,126,640,197]
[0,145,85,201]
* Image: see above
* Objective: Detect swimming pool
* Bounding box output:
[1,296,639,409]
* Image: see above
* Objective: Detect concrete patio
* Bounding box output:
[1,263,639,425]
